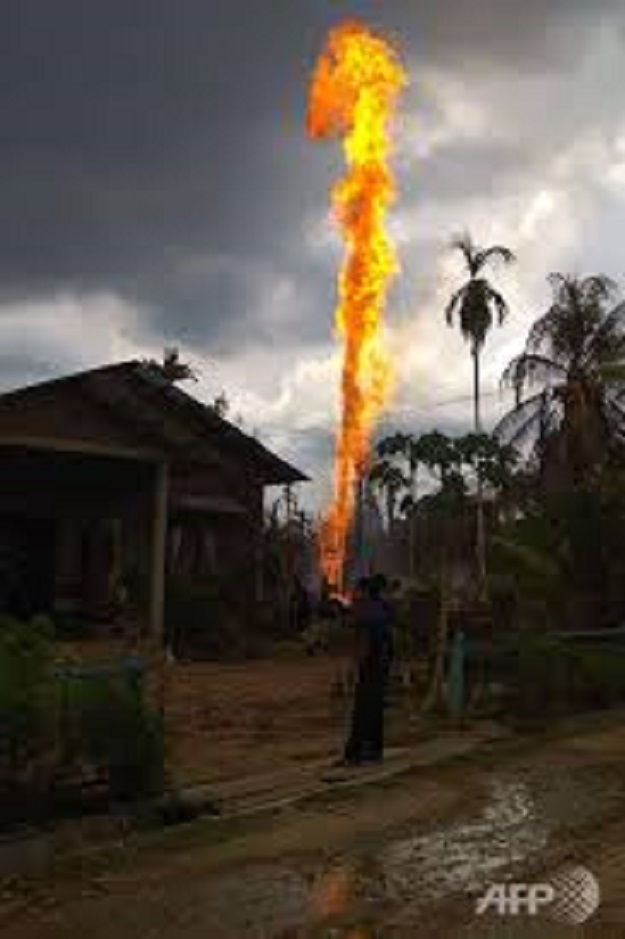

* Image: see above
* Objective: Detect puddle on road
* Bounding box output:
[379,777,545,903]
[375,764,622,912]
[119,764,624,937]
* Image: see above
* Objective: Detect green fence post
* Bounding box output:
[448,627,466,724]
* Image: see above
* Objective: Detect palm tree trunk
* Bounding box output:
[386,488,395,573]
[473,348,487,595]
[409,465,417,581]
[473,347,481,433]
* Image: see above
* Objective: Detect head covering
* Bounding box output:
[368,573,388,599]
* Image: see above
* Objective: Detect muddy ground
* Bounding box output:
[58,643,419,785]
[2,713,625,937]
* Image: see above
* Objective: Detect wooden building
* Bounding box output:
[0,359,307,639]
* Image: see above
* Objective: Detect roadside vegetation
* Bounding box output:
[0,614,164,828]
[367,248,625,722]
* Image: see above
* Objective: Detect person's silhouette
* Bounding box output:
[343,573,394,765]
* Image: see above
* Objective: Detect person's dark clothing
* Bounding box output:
[344,596,394,764]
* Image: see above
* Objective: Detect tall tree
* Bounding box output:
[377,432,430,578]
[412,431,461,581]
[368,459,407,531]
[420,469,468,713]
[497,274,625,489]
[456,432,519,521]
[445,233,515,589]
[416,430,459,484]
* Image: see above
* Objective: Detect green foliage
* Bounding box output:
[489,631,625,726]
[490,474,625,631]
[497,273,625,480]
[490,520,563,628]
[456,432,518,491]
[0,615,58,786]
[0,616,165,821]
[373,429,518,518]
[62,674,165,800]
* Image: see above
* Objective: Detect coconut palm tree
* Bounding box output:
[496,274,625,489]
[446,234,516,430]
[445,233,515,589]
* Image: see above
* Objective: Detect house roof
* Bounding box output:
[0,359,308,485]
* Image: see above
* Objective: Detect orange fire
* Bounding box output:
[307,20,407,591]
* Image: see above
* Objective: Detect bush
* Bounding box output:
[488,631,625,725]
[62,672,165,800]
[0,615,58,793]
[0,616,165,824]
[570,646,625,709]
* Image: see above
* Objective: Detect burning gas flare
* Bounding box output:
[307,20,407,591]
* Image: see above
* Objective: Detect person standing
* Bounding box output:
[343,573,395,765]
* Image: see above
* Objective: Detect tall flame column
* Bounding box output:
[307,21,407,591]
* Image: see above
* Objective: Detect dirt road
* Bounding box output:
[3,715,625,937]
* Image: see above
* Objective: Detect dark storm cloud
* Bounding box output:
[0,0,623,352]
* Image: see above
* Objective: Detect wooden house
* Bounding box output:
[0,359,307,639]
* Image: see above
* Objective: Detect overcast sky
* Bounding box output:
[1,1,624,511]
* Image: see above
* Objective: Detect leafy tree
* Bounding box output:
[456,433,519,509]
[420,470,468,713]
[376,432,432,577]
[414,430,459,484]
[490,462,625,633]
[368,459,407,530]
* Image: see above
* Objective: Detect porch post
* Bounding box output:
[255,488,265,603]
[149,461,169,642]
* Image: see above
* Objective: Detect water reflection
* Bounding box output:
[381,779,546,903]
[187,766,622,936]
[306,778,545,935]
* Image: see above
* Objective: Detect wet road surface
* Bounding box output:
[3,720,625,937]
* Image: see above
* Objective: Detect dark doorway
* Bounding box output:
[0,516,56,617]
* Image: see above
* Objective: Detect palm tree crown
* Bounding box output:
[496,273,625,484]
[445,233,515,355]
